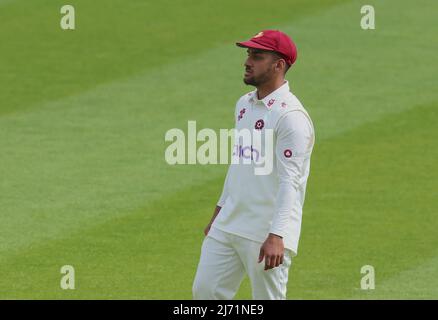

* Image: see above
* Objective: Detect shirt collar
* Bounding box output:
[249,80,290,109]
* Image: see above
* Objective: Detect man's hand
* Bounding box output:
[258,233,284,270]
[204,205,222,236]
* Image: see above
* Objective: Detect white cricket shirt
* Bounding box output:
[210,80,315,256]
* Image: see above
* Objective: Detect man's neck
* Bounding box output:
[256,78,286,100]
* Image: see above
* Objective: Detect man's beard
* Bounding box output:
[243,68,273,86]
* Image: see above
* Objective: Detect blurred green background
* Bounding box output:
[0,0,437,299]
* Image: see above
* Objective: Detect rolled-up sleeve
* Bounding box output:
[269,111,314,238]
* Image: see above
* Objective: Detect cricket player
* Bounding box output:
[192,30,315,300]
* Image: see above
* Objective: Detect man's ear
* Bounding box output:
[275,59,286,73]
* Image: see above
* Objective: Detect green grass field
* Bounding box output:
[0,0,437,299]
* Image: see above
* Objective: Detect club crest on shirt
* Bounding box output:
[267,99,275,107]
[255,119,264,130]
[237,108,246,121]
[281,102,287,108]
[284,149,293,158]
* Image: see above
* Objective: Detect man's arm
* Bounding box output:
[204,99,241,236]
[204,205,222,236]
[259,110,314,270]
[204,165,231,236]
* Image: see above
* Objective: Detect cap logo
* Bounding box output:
[253,31,264,38]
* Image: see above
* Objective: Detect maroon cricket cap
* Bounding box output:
[236,30,297,66]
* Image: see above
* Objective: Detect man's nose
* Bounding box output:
[244,59,252,68]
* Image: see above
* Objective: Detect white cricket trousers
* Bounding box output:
[192,227,293,300]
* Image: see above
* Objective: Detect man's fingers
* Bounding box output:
[264,255,271,270]
[265,255,278,270]
[264,254,284,270]
[272,255,278,269]
[276,255,282,267]
[258,248,264,263]
[272,255,278,268]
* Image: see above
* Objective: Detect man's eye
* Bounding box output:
[247,53,262,59]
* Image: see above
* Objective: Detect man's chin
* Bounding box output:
[243,77,257,86]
